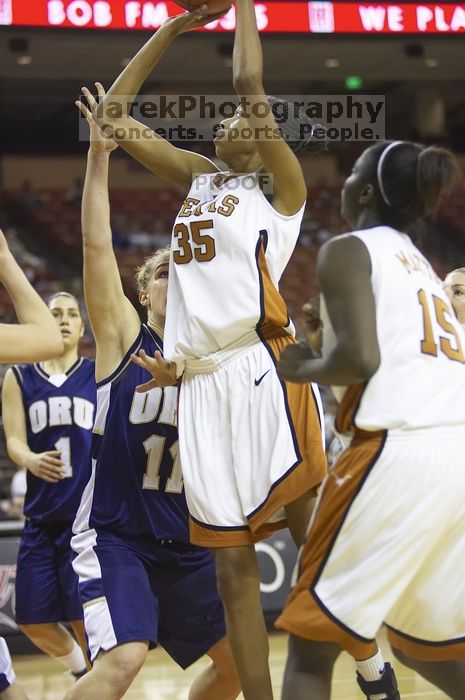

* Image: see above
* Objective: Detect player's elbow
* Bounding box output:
[40,330,64,359]
[5,438,18,463]
[51,336,65,356]
[233,73,262,95]
[353,347,380,381]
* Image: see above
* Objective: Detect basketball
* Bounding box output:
[174,0,233,16]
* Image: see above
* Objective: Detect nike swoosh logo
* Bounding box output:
[333,474,352,487]
[255,370,271,386]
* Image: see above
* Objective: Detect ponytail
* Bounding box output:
[367,141,461,229]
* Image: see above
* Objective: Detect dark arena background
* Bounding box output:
[0,2,464,697]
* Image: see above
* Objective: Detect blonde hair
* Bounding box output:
[447,267,465,277]
[135,247,170,292]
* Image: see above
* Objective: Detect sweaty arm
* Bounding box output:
[93,13,220,190]
[278,235,381,385]
[0,230,63,363]
[78,88,141,382]
[232,0,307,215]
[2,369,64,484]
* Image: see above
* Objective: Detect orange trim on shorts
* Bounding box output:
[189,516,285,548]
[256,235,290,340]
[248,335,327,539]
[387,626,465,662]
[335,382,366,434]
[275,430,385,659]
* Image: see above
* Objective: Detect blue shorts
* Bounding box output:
[0,674,11,693]
[15,519,83,624]
[72,529,226,668]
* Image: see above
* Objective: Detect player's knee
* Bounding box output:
[207,637,240,690]
[287,634,340,672]
[390,644,415,670]
[213,548,259,604]
[113,647,146,682]
[96,643,147,691]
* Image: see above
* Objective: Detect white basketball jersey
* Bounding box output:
[164,173,304,370]
[327,226,465,431]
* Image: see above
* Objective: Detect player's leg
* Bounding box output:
[282,636,399,700]
[283,495,342,697]
[70,529,159,698]
[69,621,90,673]
[154,542,240,699]
[55,524,91,671]
[188,636,240,700]
[243,355,331,700]
[212,545,272,700]
[62,642,148,700]
[15,522,87,676]
[281,634,341,700]
[277,433,410,699]
[391,648,465,700]
[222,346,325,698]
[17,622,86,676]
[284,490,317,548]
[179,352,303,700]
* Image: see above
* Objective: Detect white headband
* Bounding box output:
[377,140,404,206]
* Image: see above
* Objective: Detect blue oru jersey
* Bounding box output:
[12,358,96,523]
[73,325,189,542]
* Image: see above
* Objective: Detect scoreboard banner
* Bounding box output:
[1,1,465,33]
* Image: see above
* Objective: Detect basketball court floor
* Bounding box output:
[13,627,448,699]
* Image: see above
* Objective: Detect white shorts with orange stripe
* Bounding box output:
[276,426,465,661]
[179,335,327,548]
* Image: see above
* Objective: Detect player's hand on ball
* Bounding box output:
[277,342,316,383]
[131,349,178,391]
[75,82,118,154]
[164,5,230,35]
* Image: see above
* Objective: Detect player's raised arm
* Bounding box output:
[91,10,223,190]
[0,231,63,363]
[232,0,308,215]
[77,84,141,380]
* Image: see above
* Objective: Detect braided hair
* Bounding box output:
[266,96,327,155]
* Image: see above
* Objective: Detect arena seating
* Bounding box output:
[3,179,464,328]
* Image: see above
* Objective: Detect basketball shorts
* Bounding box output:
[0,638,15,692]
[71,529,226,667]
[15,519,83,624]
[276,427,465,662]
[180,336,327,547]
